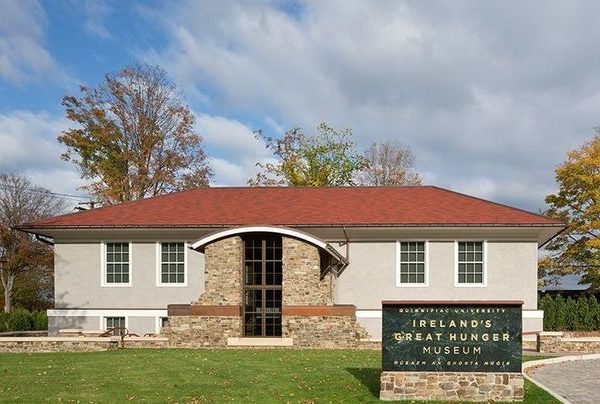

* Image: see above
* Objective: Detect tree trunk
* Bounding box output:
[1,269,13,313]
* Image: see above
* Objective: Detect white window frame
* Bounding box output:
[155,241,188,287]
[454,240,487,288]
[100,241,132,287]
[155,316,170,334]
[102,315,128,330]
[396,240,429,287]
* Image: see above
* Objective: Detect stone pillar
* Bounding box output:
[196,236,243,305]
[282,237,333,305]
[281,237,369,347]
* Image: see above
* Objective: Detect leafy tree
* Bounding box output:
[59,63,213,205]
[249,123,367,186]
[0,174,66,312]
[543,131,600,289]
[357,141,422,186]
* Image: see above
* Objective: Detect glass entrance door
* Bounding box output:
[243,234,283,336]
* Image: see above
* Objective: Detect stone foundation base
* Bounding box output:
[161,316,242,347]
[379,371,524,402]
[282,315,369,348]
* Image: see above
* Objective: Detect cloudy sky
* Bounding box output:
[0,0,597,212]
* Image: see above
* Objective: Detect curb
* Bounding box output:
[522,353,600,404]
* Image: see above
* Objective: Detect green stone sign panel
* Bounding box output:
[382,301,522,373]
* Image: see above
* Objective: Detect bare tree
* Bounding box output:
[0,174,67,312]
[59,63,213,205]
[358,141,422,186]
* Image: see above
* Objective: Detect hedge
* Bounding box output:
[0,309,48,332]
[539,294,600,331]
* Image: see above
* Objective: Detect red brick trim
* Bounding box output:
[168,304,357,317]
[168,304,242,316]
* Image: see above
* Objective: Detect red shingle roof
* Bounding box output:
[19,186,564,229]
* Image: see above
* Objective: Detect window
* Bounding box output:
[396,241,427,286]
[103,242,131,286]
[157,242,186,286]
[104,316,126,334]
[456,241,486,286]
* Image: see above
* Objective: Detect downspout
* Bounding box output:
[342,226,350,263]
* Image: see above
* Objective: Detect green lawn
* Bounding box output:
[0,349,557,403]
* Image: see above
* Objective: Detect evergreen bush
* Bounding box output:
[540,294,600,331]
[7,308,34,331]
[0,312,9,332]
[32,311,48,331]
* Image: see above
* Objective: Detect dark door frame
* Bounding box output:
[242,234,283,337]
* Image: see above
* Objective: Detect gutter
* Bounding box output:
[35,234,54,246]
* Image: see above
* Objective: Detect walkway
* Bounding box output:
[529,358,600,404]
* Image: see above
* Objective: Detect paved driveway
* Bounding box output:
[529,359,600,404]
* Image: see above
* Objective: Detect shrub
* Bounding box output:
[8,308,34,331]
[0,312,9,332]
[540,294,600,331]
[553,295,568,330]
[540,294,555,330]
[590,296,600,330]
[32,311,48,331]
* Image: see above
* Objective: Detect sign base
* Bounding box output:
[379,371,524,402]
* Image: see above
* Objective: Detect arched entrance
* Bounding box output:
[191,225,350,337]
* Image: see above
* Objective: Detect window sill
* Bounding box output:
[396,283,429,288]
[100,283,132,288]
[454,283,487,288]
[156,283,188,288]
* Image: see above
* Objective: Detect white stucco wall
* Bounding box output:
[54,241,204,309]
[335,241,538,309]
[50,232,542,336]
[333,240,541,336]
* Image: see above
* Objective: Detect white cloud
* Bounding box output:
[196,114,274,185]
[142,0,600,210]
[0,0,65,84]
[0,111,87,197]
[68,0,113,39]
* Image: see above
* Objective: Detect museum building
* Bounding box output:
[18,186,564,347]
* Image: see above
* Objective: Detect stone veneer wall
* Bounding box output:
[162,316,242,347]
[380,372,524,402]
[196,237,242,306]
[282,237,332,305]
[283,316,369,348]
[537,331,600,353]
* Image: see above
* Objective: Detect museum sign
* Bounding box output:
[382,301,522,373]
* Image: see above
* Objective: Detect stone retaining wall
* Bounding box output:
[0,337,169,353]
[537,331,600,353]
[380,371,524,401]
[0,337,117,353]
